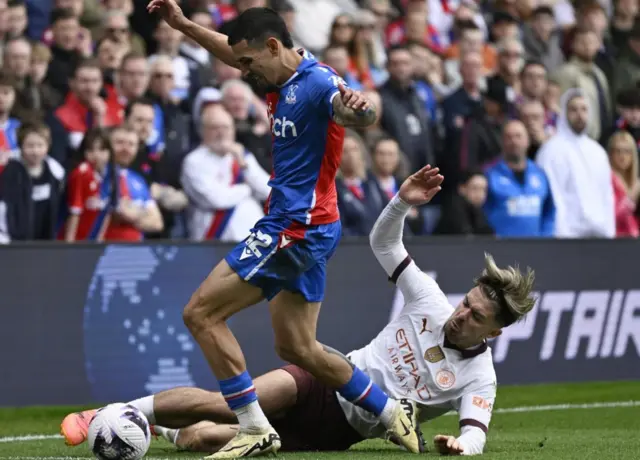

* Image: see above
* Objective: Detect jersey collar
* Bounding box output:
[278,48,316,88]
[443,335,488,359]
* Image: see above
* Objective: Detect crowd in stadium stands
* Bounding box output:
[0,0,639,243]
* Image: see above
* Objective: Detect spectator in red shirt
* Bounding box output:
[105,124,163,241]
[63,128,117,242]
[608,130,640,237]
[48,58,122,163]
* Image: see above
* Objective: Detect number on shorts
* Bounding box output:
[244,230,273,259]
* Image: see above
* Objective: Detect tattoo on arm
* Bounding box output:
[322,344,355,369]
[332,96,377,128]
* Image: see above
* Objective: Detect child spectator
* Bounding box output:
[0,122,64,242]
[63,128,117,242]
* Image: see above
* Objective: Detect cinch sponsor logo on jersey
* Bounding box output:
[389,274,640,364]
[387,328,432,401]
[269,115,298,138]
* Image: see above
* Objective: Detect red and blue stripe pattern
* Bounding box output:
[338,367,389,417]
[219,370,258,411]
[205,160,244,240]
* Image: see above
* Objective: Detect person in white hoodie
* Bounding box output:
[536,88,615,238]
[181,104,271,242]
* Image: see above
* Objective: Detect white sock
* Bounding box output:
[154,426,180,445]
[380,398,399,427]
[127,395,156,425]
[234,400,270,431]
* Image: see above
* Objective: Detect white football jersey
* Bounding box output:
[338,196,497,441]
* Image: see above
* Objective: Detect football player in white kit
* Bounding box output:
[62,166,536,456]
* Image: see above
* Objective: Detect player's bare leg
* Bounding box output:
[269,291,423,453]
[183,260,263,378]
[151,369,297,427]
[158,399,423,455]
[158,421,239,453]
[182,260,281,457]
[60,369,297,448]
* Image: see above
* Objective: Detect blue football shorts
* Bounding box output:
[225,215,341,302]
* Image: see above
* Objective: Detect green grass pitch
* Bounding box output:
[0,380,638,459]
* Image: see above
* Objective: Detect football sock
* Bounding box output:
[338,366,398,424]
[219,371,270,430]
[127,395,156,424]
[379,399,399,427]
[154,426,180,445]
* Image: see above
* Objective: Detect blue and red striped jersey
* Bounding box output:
[264,50,345,226]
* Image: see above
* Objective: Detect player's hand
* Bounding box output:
[147,0,186,29]
[338,82,371,113]
[398,164,443,206]
[433,434,464,455]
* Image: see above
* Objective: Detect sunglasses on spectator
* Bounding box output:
[502,51,522,58]
[152,72,173,79]
[334,21,353,29]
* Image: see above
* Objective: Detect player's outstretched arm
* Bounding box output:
[369,165,443,301]
[331,82,377,127]
[147,0,237,68]
[434,387,494,456]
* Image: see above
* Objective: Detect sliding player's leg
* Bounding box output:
[268,252,423,453]
[160,364,366,455]
[158,421,238,453]
[148,368,298,428]
[269,291,421,453]
[61,369,298,447]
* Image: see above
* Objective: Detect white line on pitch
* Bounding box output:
[440,399,640,416]
[0,457,185,460]
[0,434,62,443]
[0,400,638,447]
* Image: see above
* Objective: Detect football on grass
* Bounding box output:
[87,403,151,460]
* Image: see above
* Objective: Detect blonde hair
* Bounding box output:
[475,253,536,327]
[607,130,639,194]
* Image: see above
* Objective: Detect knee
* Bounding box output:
[183,289,224,333]
[274,341,316,368]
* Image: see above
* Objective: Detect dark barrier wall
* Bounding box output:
[0,239,638,407]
